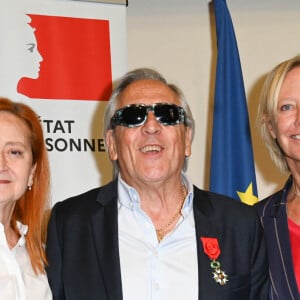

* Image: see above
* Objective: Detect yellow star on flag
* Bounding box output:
[237,183,258,206]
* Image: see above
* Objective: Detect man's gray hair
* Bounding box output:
[103,67,195,177]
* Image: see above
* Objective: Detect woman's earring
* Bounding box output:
[28,185,32,191]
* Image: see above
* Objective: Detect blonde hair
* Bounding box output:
[257,54,300,173]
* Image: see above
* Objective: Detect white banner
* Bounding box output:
[0,0,127,204]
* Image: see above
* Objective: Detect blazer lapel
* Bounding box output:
[261,189,299,300]
[91,180,123,300]
[193,187,223,299]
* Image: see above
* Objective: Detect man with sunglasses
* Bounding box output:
[46,68,269,299]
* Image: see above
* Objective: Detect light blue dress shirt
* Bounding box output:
[118,174,198,300]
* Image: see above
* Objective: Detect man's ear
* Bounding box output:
[106,129,118,160]
[184,126,192,157]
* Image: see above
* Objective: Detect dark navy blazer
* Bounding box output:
[46,179,269,300]
[255,176,300,300]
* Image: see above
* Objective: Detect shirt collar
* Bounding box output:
[16,221,27,247]
[0,221,28,248]
[118,174,140,210]
[117,172,194,216]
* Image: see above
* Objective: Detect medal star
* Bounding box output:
[213,269,228,285]
[237,182,258,206]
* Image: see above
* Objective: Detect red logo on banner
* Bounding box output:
[18,15,112,101]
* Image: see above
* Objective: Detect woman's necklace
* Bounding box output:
[155,184,186,242]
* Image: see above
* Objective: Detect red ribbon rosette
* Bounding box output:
[200,237,228,285]
[200,237,221,260]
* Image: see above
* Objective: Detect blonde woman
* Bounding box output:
[255,55,300,300]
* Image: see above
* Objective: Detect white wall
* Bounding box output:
[126,0,300,200]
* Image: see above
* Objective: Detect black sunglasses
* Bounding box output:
[110,103,186,128]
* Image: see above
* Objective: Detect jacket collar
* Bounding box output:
[262,176,292,218]
[259,176,300,299]
[91,179,123,300]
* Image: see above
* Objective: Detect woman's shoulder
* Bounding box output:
[254,189,284,217]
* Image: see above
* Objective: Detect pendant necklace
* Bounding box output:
[155,184,186,242]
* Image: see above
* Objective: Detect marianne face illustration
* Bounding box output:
[22,23,43,80]
[0,12,43,98]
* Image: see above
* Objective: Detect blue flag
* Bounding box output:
[209,0,258,205]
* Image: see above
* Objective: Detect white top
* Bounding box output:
[0,222,52,300]
[118,174,198,300]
